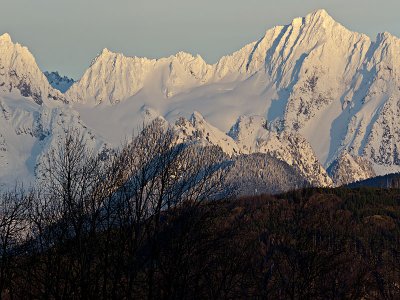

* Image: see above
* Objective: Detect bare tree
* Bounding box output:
[34,128,109,298]
[22,120,231,299]
[108,118,231,298]
[0,188,30,298]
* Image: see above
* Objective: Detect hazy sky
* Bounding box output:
[1,0,399,79]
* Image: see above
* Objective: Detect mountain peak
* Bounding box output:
[100,48,114,57]
[310,9,330,18]
[279,9,340,39]
[0,34,66,104]
[377,31,398,42]
[304,9,336,27]
[0,33,12,43]
[89,48,115,67]
[190,111,205,124]
[175,51,194,59]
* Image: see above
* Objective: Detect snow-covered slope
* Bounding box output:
[0,34,66,105]
[173,112,330,186]
[172,112,331,186]
[0,34,104,187]
[228,115,333,187]
[174,111,240,156]
[44,71,74,93]
[66,50,213,104]
[0,93,106,187]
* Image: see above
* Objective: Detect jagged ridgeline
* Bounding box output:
[1,9,400,188]
[43,71,74,93]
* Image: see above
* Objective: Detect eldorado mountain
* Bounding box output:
[0,9,399,188]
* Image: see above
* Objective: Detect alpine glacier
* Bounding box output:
[1,9,400,188]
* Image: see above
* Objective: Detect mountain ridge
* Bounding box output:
[1,9,400,188]
[44,71,74,93]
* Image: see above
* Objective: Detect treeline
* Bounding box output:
[348,172,400,189]
[0,121,400,299]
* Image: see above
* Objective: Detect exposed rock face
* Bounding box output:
[44,71,75,93]
[327,151,376,186]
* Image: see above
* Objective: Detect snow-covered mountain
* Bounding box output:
[0,34,66,105]
[2,9,400,189]
[44,71,74,93]
[0,33,105,187]
[66,10,400,175]
[171,112,331,186]
[174,111,240,156]
[228,115,333,186]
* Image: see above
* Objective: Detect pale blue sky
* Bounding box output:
[1,0,399,79]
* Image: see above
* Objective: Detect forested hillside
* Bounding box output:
[1,185,400,298]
